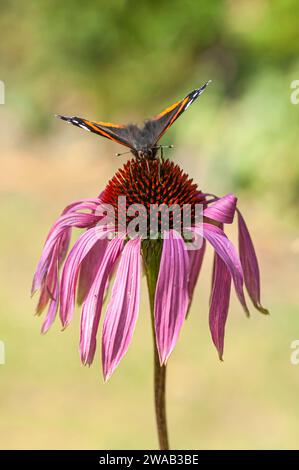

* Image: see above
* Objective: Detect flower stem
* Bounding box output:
[152,336,169,450]
[142,240,169,450]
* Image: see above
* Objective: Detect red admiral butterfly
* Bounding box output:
[57,80,211,159]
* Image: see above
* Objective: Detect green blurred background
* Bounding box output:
[0,0,299,449]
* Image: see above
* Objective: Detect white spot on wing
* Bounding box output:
[184,100,194,109]
[79,124,91,131]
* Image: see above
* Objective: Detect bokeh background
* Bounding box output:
[0,0,299,449]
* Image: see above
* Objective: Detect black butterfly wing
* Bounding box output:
[56,115,134,149]
[145,80,211,146]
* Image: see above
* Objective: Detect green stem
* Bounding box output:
[142,240,169,450]
[152,332,169,450]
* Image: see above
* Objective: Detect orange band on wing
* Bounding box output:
[156,96,189,140]
[154,99,182,119]
[168,96,188,125]
[94,121,125,128]
[86,120,131,147]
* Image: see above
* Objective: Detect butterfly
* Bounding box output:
[56,80,211,160]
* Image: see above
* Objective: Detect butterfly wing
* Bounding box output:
[56,115,134,149]
[146,80,211,145]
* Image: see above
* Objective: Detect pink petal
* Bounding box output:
[62,198,102,215]
[154,230,189,364]
[187,239,206,314]
[80,237,124,366]
[209,253,232,359]
[32,196,106,332]
[32,197,104,294]
[204,193,237,224]
[77,238,109,305]
[35,237,64,319]
[103,255,121,303]
[237,210,268,314]
[36,244,60,333]
[41,277,59,334]
[36,285,51,315]
[60,227,111,327]
[203,223,249,315]
[188,239,206,298]
[102,238,141,381]
[58,229,71,266]
[32,212,100,295]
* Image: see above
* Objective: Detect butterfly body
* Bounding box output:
[113,122,160,159]
[57,80,211,160]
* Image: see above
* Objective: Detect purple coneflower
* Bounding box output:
[32,157,267,449]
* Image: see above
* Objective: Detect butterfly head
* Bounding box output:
[134,147,159,160]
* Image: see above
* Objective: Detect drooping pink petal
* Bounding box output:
[154,230,189,365]
[237,210,269,314]
[204,193,237,224]
[34,241,60,333]
[56,200,103,267]
[80,237,124,366]
[102,238,141,381]
[32,197,107,329]
[210,222,223,296]
[35,235,64,318]
[188,239,206,298]
[61,198,103,216]
[209,253,232,359]
[77,238,109,305]
[35,243,59,315]
[102,254,121,303]
[58,229,71,266]
[60,227,111,327]
[36,284,51,315]
[202,223,249,315]
[187,239,206,314]
[32,211,101,295]
[41,274,59,334]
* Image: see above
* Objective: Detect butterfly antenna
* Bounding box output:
[115,150,131,157]
[153,145,174,150]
